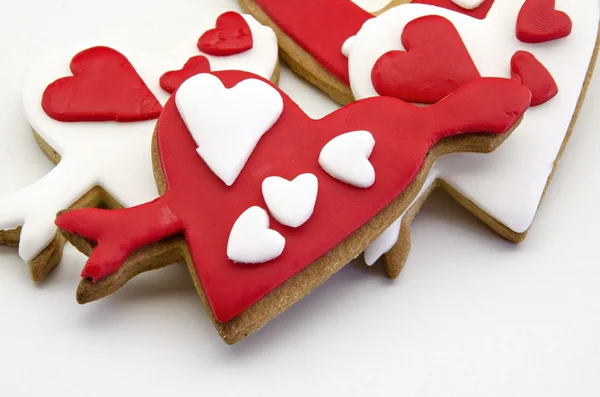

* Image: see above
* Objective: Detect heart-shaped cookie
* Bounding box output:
[41,46,162,122]
[371,16,480,104]
[175,74,283,186]
[262,174,319,228]
[516,0,572,43]
[57,72,530,326]
[197,11,253,56]
[2,12,279,286]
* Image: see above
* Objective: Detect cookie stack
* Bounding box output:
[0,0,597,344]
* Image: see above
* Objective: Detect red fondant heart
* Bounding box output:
[160,56,212,94]
[197,12,253,56]
[511,51,558,106]
[57,71,531,322]
[42,46,162,122]
[371,15,481,104]
[516,0,572,43]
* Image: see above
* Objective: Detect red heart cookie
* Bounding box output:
[42,46,162,122]
[57,71,530,323]
[516,0,572,43]
[160,56,211,94]
[197,12,253,56]
[511,50,558,106]
[371,15,481,104]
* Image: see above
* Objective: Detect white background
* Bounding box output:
[0,0,599,395]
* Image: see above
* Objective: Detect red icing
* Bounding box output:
[510,51,558,106]
[371,16,481,104]
[197,12,253,56]
[56,71,531,323]
[253,0,498,85]
[254,0,372,84]
[160,56,211,94]
[413,0,495,19]
[516,0,572,43]
[42,46,162,122]
[58,197,181,282]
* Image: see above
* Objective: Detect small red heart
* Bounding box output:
[42,46,162,122]
[516,0,572,43]
[197,12,253,56]
[160,56,212,94]
[510,51,558,107]
[371,15,481,104]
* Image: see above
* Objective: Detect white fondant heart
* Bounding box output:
[319,130,375,188]
[451,0,485,10]
[175,74,284,186]
[262,173,318,228]
[227,206,285,263]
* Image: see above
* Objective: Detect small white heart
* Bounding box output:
[176,74,284,186]
[451,0,485,10]
[319,130,375,188]
[262,173,318,228]
[227,206,285,264]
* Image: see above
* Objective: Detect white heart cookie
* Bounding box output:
[176,74,284,186]
[227,206,285,264]
[451,0,485,10]
[319,130,375,188]
[343,1,599,262]
[262,173,318,228]
[4,12,279,267]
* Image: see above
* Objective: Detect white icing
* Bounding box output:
[363,173,435,265]
[1,13,278,263]
[176,74,283,186]
[451,0,486,10]
[341,37,355,57]
[262,173,318,228]
[343,1,599,262]
[364,218,401,266]
[319,130,376,188]
[227,206,285,263]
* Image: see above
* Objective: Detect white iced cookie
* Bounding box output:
[342,0,598,263]
[0,12,278,280]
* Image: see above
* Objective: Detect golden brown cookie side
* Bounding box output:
[238,0,355,105]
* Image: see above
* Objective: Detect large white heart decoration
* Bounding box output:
[227,206,286,264]
[262,173,318,228]
[176,74,284,186]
